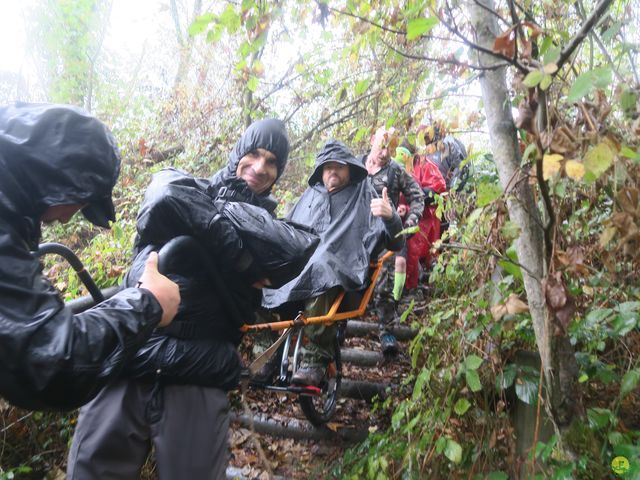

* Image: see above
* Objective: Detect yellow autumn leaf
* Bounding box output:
[565,159,586,180]
[599,226,617,247]
[542,153,563,180]
[491,303,508,321]
[505,293,529,315]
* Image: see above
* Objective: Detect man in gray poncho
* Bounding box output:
[262,140,405,386]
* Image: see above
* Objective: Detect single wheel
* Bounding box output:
[297,334,342,427]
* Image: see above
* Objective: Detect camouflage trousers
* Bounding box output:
[373,256,399,335]
[252,287,342,368]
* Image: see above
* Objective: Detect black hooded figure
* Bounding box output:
[263,139,404,309]
[260,140,404,387]
[0,103,165,411]
[67,118,319,480]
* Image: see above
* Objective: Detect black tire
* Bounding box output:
[298,335,342,427]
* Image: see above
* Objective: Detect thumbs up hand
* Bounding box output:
[371,186,393,220]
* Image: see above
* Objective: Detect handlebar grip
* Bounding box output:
[35,243,105,303]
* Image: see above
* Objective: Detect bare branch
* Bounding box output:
[326,4,462,44]
[555,0,614,71]
[440,0,528,73]
[575,0,625,83]
[440,242,537,277]
[472,0,510,27]
[381,37,510,71]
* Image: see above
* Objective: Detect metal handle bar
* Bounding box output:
[35,243,105,303]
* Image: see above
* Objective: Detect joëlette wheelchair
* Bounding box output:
[37,235,393,427]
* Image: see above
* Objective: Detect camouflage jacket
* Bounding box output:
[362,156,425,224]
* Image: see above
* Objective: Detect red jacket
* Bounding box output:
[400,155,446,289]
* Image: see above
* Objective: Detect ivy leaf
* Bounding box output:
[354,79,370,96]
[523,70,544,88]
[465,355,483,370]
[567,71,594,102]
[496,365,517,390]
[515,377,538,404]
[587,407,613,429]
[246,76,259,92]
[406,17,438,41]
[620,146,639,161]
[602,22,622,42]
[354,126,368,143]
[412,367,431,401]
[521,142,539,164]
[454,398,471,416]
[466,369,482,392]
[620,368,640,398]
[444,438,463,463]
[543,46,561,65]
[592,67,612,88]
[543,63,558,74]
[396,225,420,237]
[402,84,414,105]
[612,313,637,336]
[583,142,614,180]
[188,13,216,36]
[539,73,553,91]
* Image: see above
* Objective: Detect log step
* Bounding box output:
[230,413,368,442]
[341,379,388,402]
[345,320,416,341]
[340,348,384,366]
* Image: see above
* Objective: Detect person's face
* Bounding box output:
[368,129,397,166]
[236,148,278,194]
[322,161,350,192]
[40,204,84,224]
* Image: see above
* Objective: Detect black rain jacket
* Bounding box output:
[120,119,319,390]
[262,140,404,309]
[0,103,162,411]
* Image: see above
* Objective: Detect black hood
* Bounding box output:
[225,118,289,182]
[0,103,120,233]
[308,140,368,187]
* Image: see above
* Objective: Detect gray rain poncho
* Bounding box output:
[262,140,404,309]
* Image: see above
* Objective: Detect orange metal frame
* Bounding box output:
[241,250,394,333]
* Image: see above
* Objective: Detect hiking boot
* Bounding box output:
[380,333,399,356]
[291,366,325,387]
[403,288,424,303]
[251,355,280,385]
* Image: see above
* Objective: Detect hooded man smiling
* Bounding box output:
[0,103,179,412]
[262,140,405,387]
[68,119,319,480]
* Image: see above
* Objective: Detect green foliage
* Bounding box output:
[29,0,110,106]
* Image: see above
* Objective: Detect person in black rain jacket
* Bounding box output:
[0,102,180,411]
[68,118,318,480]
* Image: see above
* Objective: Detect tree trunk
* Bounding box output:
[170,0,202,93]
[468,0,549,371]
[468,0,584,431]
